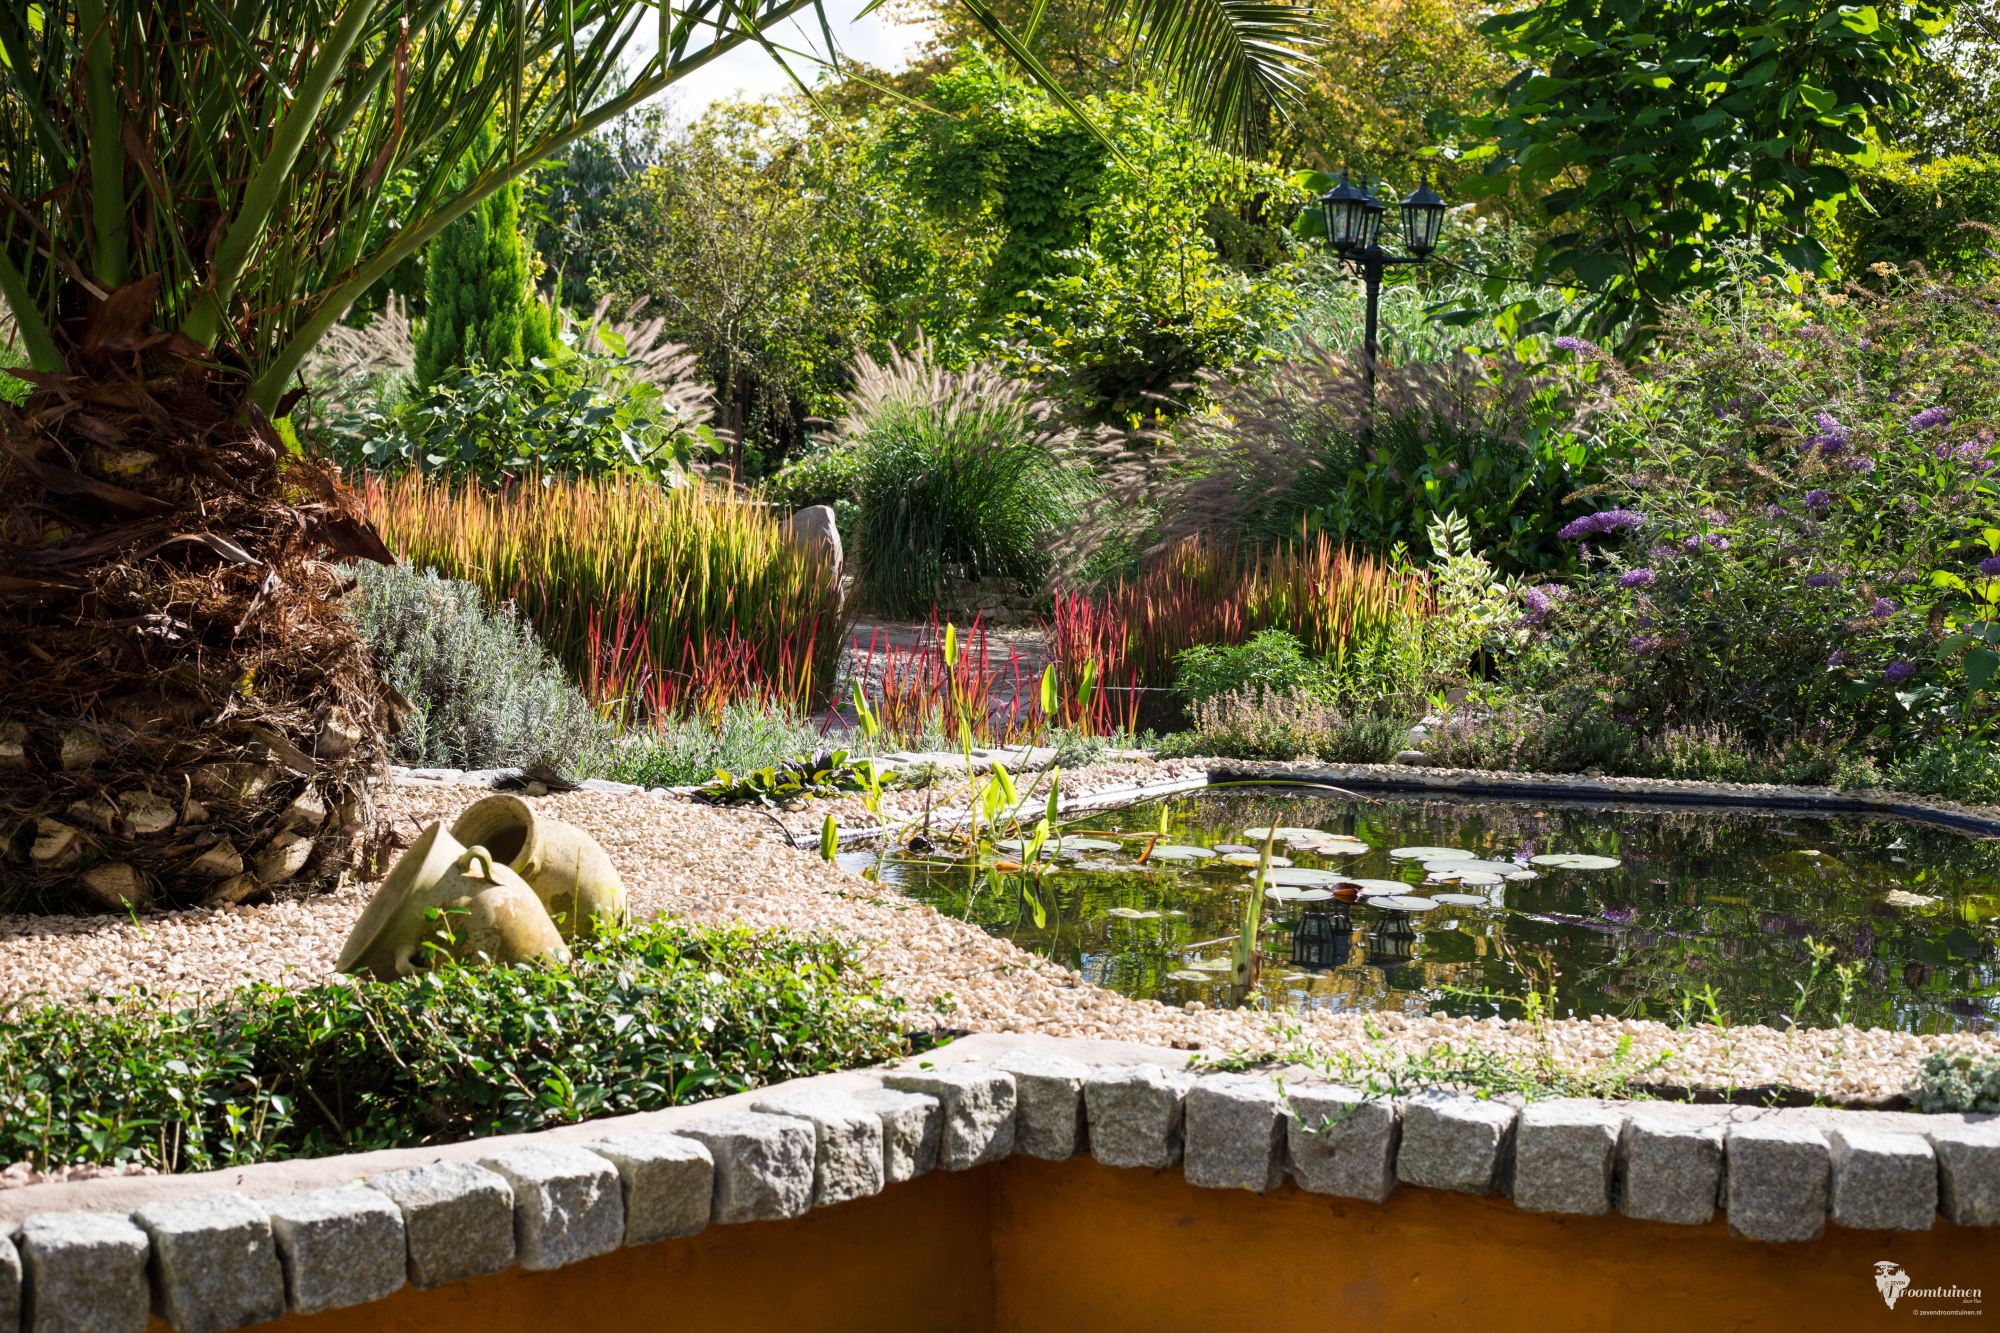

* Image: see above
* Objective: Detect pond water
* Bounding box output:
[868,787,2000,1034]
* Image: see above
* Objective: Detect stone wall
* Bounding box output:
[0,1033,1993,1331]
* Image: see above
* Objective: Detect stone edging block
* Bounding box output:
[750,1090,887,1207]
[1926,1123,2000,1228]
[1398,1093,1516,1196]
[1618,1119,1724,1226]
[1725,1123,1830,1243]
[679,1112,818,1224]
[266,1187,407,1317]
[1084,1065,1194,1170]
[480,1145,625,1271]
[366,1161,516,1289]
[883,1067,1017,1170]
[994,1052,1089,1161]
[1285,1085,1400,1203]
[848,1087,943,1184]
[589,1133,714,1246]
[1510,1104,1623,1215]
[1184,1075,1287,1193]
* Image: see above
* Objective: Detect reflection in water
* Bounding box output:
[882,787,2000,1034]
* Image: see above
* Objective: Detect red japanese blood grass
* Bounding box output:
[364,472,845,717]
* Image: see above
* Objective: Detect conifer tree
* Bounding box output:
[414,120,556,385]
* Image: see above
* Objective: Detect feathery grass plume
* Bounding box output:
[839,343,1101,617]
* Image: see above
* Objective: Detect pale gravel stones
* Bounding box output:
[480,1144,625,1271]
[849,1087,942,1183]
[1827,1127,1936,1232]
[883,1067,1017,1170]
[130,1192,285,1333]
[1183,1075,1287,1192]
[1084,1065,1195,1169]
[1286,1086,1400,1203]
[679,1112,817,1223]
[1725,1123,1830,1242]
[18,1212,150,1333]
[749,1090,886,1206]
[1618,1120,1723,1225]
[1397,1093,1516,1196]
[589,1132,714,1244]
[994,1052,1089,1160]
[1926,1122,2000,1227]
[365,1161,515,1288]
[265,1187,406,1316]
[1510,1105,1622,1215]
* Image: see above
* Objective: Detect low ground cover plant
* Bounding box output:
[1155,689,1412,763]
[0,921,905,1173]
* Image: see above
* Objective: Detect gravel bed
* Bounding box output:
[0,761,1992,1108]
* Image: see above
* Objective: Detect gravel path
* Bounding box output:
[1,762,1993,1106]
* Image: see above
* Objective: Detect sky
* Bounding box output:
[630,0,935,122]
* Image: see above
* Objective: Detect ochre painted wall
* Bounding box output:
[194,1156,1988,1333]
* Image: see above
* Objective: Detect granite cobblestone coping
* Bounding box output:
[0,1033,1993,1331]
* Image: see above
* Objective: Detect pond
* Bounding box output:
[866,786,2000,1035]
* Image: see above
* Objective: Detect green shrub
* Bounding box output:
[1887,736,2000,805]
[1839,154,2000,283]
[1173,630,1332,705]
[0,921,905,1172]
[1907,1046,2000,1114]
[1155,689,1412,763]
[1423,703,1638,774]
[764,444,863,549]
[842,345,1094,617]
[349,562,607,773]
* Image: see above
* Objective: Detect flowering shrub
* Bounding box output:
[1520,269,2000,759]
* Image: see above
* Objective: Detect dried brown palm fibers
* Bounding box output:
[0,278,398,914]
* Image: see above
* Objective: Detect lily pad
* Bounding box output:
[1165,970,1212,983]
[1297,839,1372,857]
[1220,852,1292,867]
[1264,886,1336,902]
[1243,826,1332,843]
[1149,844,1216,860]
[1104,906,1165,919]
[1430,858,1531,877]
[1056,837,1120,852]
[1213,843,1256,855]
[1256,866,1349,887]
[1431,893,1490,907]
[1372,895,1440,911]
[1348,878,1418,896]
[1425,868,1503,888]
[1389,845,1472,860]
[1530,853,1622,870]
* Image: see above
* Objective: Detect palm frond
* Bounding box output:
[1093,0,1324,150]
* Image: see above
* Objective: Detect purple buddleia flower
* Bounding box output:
[1805,489,1833,515]
[1552,335,1601,355]
[1647,543,1679,562]
[1681,533,1730,552]
[1630,635,1663,655]
[1804,571,1840,588]
[1847,455,1877,472]
[1805,411,1849,454]
[1870,598,1896,618]
[1558,509,1647,541]
[1619,568,1657,589]
[1883,660,1917,686]
[1826,650,1851,668]
[1981,555,2000,577]
[1908,405,1951,433]
[1766,503,1787,519]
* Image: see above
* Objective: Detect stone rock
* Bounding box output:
[849,1087,943,1183]
[19,1211,150,1333]
[480,1145,625,1271]
[1083,1065,1195,1170]
[679,1112,818,1224]
[365,1161,515,1289]
[782,505,843,579]
[750,1090,886,1206]
[1725,1123,1829,1242]
[1393,749,1432,766]
[1926,1122,2000,1228]
[1184,1075,1287,1193]
[994,1052,1089,1160]
[589,1133,715,1245]
[1510,1104,1622,1215]
[0,1232,19,1332]
[266,1187,407,1317]
[131,1192,286,1333]
[1827,1127,1936,1232]
[1286,1086,1400,1203]
[1397,1092,1516,1196]
[1618,1119,1723,1226]
[884,1067,1017,1170]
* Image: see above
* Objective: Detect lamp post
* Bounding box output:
[1319,169,1448,412]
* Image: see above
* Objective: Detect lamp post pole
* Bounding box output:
[1319,170,1447,424]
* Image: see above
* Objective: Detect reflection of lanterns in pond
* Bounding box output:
[1290,906,1351,971]
[1367,915,1419,969]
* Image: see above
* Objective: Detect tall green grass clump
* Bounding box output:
[839,345,1095,617]
[348,562,607,773]
[366,473,846,716]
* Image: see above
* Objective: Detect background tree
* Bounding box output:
[414,120,557,386]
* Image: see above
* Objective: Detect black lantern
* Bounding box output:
[1318,169,1374,253]
[1290,906,1352,972]
[1366,915,1419,970]
[1400,172,1446,257]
